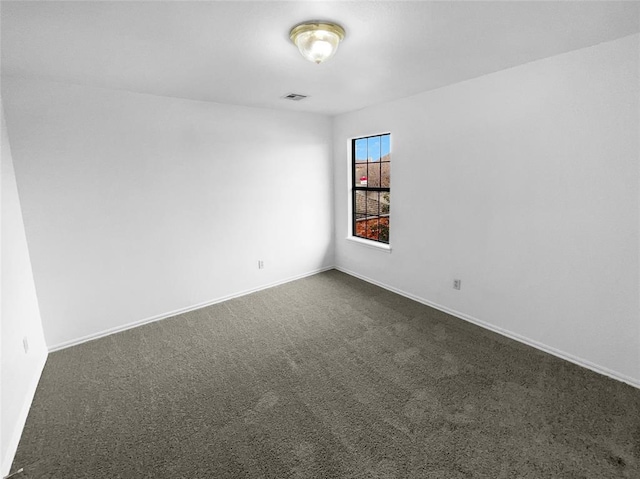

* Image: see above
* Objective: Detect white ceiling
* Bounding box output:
[2,1,639,116]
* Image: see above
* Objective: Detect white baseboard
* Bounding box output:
[48,266,334,353]
[1,350,48,478]
[47,263,640,388]
[335,266,640,390]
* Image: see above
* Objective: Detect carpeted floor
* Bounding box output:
[11,270,640,478]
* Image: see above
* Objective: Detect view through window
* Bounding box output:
[352,133,390,243]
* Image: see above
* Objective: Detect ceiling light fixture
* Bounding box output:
[289,21,345,64]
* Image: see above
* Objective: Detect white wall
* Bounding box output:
[334,34,640,386]
[1,104,48,476]
[1,78,334,349]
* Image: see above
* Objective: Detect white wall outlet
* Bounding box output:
[258,260,264,269]
[23,336,29,354]
[453,279,461,290]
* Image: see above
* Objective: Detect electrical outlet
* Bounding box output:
[258,260,264,270]
[453,279,461,290]
[23,336,29,354]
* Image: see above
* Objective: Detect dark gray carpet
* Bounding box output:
[11,270,640,478]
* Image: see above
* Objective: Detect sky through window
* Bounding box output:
[355,134,390,161]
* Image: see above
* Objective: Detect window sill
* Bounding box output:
[346,236,392,253]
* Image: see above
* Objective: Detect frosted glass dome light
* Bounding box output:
[289,22,345,64]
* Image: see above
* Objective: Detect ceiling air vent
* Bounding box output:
[282,93,308,101]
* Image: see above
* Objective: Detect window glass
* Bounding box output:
[352,134,390,244]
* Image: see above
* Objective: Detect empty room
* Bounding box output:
[1,1,639,478]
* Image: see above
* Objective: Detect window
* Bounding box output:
[352,133,390,244]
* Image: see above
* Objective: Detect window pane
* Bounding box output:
[381,134,390,161]
[355,218,374,240]
[355,163,368,186]
[373,192,390,243]
[355,138,368,162]
[367,136,381,162]
[354,191,367,219]
[364,191,377,217]
[370,218,380,241]
[378,216,389,243]
[381,162,390,187]
[380,191,390,215]
[367,162,381,187]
